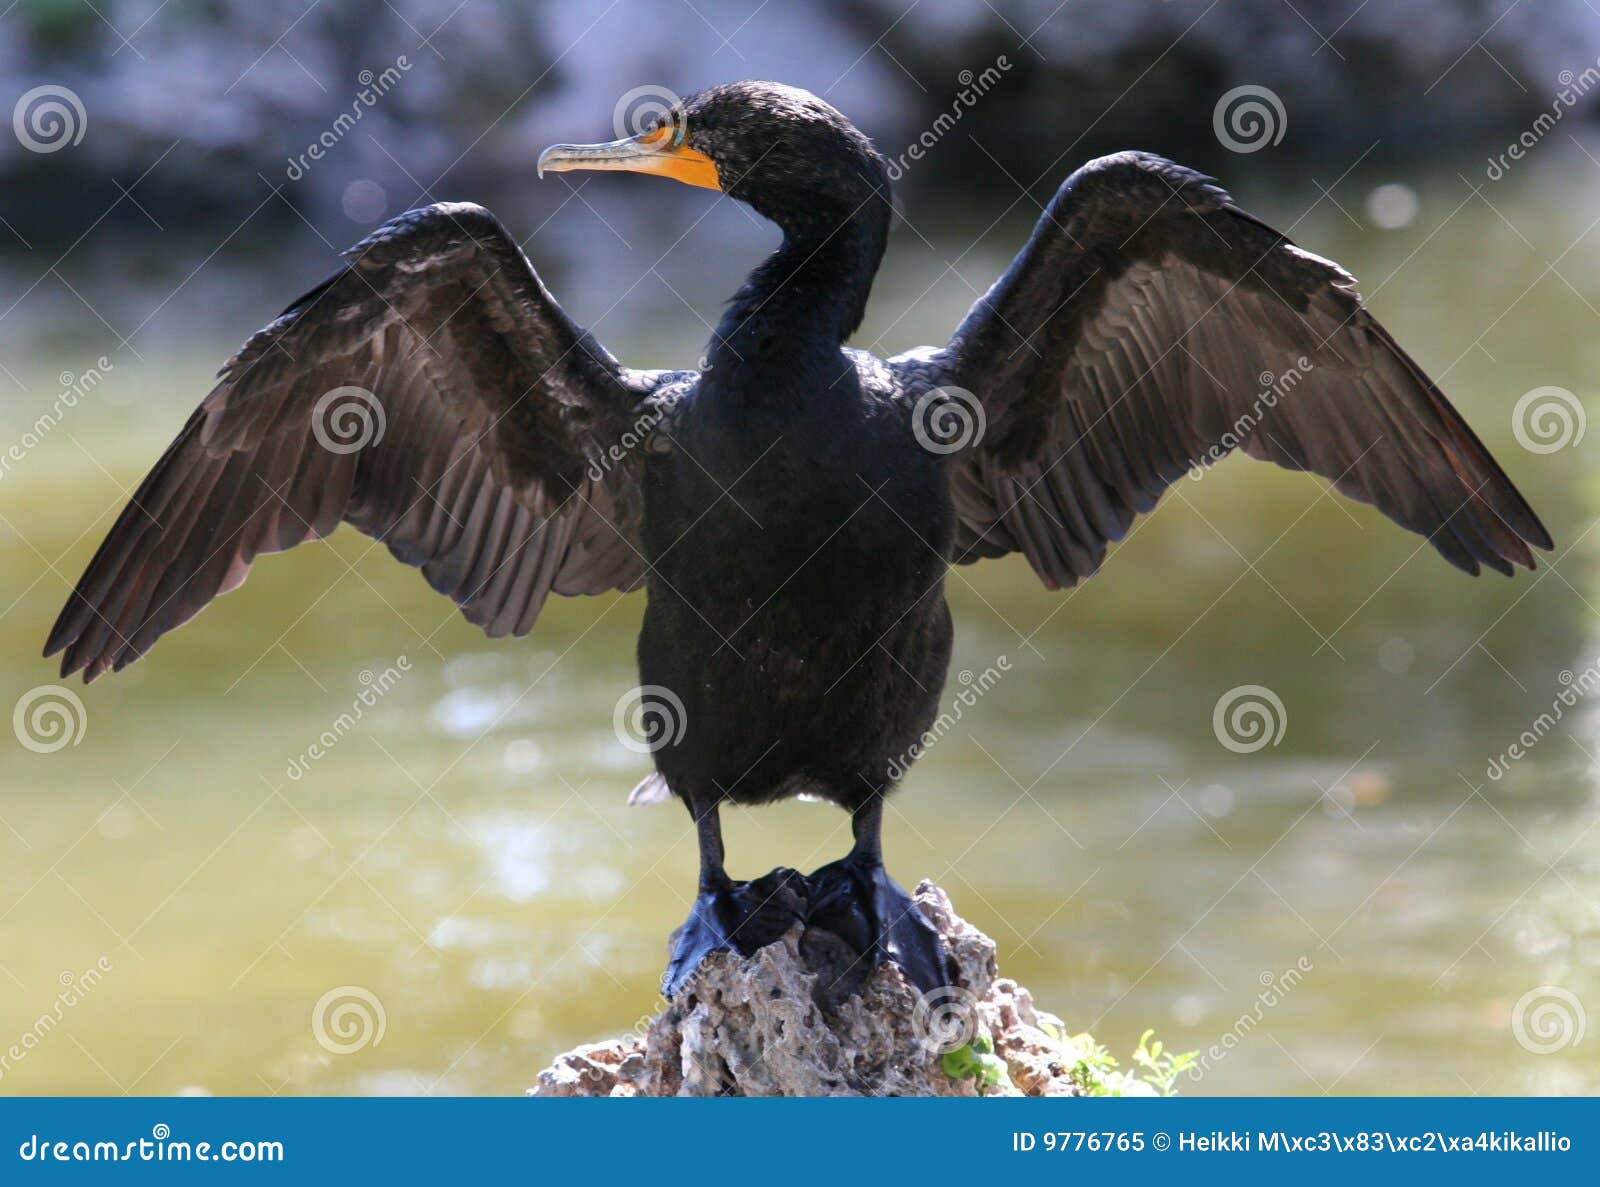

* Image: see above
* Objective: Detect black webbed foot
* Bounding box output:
[663,867,806,997]
[665,797,950,999]
[808,854,952,996]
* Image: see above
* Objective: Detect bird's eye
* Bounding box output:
[638,112,684,148]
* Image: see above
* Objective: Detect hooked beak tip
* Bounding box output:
[535,135,721,192]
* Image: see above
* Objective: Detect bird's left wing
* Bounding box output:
[47,202,679,681]
[891,152,1550,587]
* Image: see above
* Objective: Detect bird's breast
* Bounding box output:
[640,402,950,634]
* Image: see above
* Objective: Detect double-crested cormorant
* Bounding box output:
[46,82,1550,998]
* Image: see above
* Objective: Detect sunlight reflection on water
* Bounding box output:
[1,164,1596,1096]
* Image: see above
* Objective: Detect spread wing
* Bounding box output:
[47,202,678,682]
[893,152,1550,587]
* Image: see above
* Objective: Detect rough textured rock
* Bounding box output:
[532,881,1087,1097]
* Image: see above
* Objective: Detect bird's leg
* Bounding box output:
[662,800,804,997]
[695,798,732,894]
[809,795,951,995]
[663,803,735,996]
[847,793,885,864]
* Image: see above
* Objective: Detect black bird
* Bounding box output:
[46,81,1551,998]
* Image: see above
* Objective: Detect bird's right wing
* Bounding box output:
[891,152,1550,588]
[47,203,681,682]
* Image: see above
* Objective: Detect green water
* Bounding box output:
[1,164,1597,1095]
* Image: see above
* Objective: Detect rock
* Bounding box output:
[532,881,1088,1097]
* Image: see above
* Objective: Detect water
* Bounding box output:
[1,161,1596,1096]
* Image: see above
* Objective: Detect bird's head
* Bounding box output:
[538,81,890,240]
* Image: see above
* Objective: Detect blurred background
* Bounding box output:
[2,0,1598,1096]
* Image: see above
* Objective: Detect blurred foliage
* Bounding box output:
[2,0,1600,252]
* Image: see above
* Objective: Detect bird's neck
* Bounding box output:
[705,195,889,380]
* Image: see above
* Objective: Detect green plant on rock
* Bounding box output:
[1038,1019,1196,1097]
[940,1032,1014,1095]
[1132,1028,1198,1096]
[936,1009,1197,1098]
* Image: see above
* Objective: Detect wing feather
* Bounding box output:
[896,151,1549,584]
[47,203,677,681]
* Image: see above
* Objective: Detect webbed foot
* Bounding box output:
[663,867,806,997]
[808,854,951,995]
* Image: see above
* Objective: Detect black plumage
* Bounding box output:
[46,81,1550,996]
